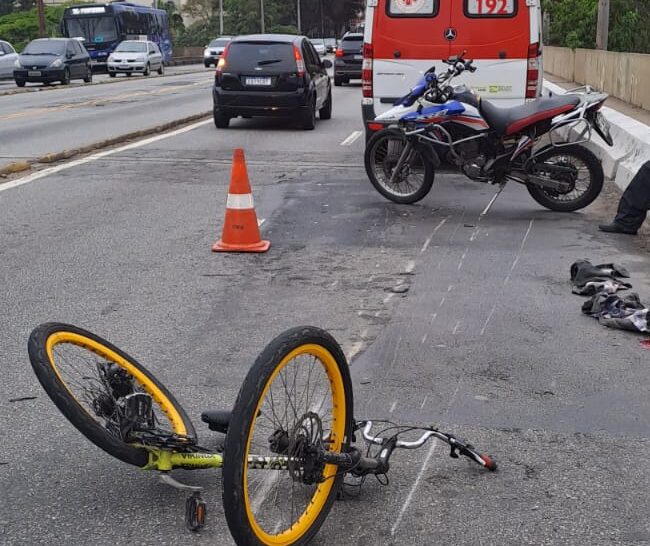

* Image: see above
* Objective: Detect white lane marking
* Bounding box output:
[439,297,445,308]
[447,285,453,293]
[457,248,468,271]
[392,380,462,535]
[405,260,416,273]
[340,130,363,146]
[383,292,395,305]
[421,219,447,254]
[503,219,534,285]
[480,305,497,336]
[0,119,213,194]
[420,395,428,409]
[390,401,397,413]
[329,280,338,288]
[452,320,461,335]
[257,218,266,227]
[421,333,428,344]
[430,313,437,325]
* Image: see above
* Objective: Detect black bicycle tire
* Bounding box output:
[526,144,604,212]
[364,128,435,204]
[28,322,196,467]
[222,326,354,546]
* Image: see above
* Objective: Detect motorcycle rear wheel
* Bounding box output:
[364,128,435,204]
[526,144,603,212]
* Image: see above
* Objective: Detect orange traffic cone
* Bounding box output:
[212,149,270,253]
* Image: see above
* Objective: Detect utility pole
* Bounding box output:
[260,0,265,33]
[220,0,224,35]
[596,0,610,50]
[297,0,301,34]
[319,0,324,38]
[36,0,46,38]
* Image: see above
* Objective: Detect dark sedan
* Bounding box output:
[213,34,332,130]
[14,38,92,87]
[334,33,363,86]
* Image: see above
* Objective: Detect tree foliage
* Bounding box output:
[543,0,650,53]
[0,4,65,51]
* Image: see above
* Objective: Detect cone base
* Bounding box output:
[212,239,270,253]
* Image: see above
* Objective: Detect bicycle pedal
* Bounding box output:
[185,492,206,532]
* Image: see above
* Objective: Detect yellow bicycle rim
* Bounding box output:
[45,331,187,436]
[243,343,347,545]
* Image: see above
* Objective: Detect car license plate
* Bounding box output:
[354,55,363,60]
[245,77,271,86]
[120,65,129,69]
[28,70,41,77]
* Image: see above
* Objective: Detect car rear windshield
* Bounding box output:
[341,36,363,51]
[226,42,296,71]
[210,39,230,47]
[23,40,66,55]
[115,42,147,52]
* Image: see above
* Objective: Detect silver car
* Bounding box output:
[204,37,232,68]
[0,40,19,79]
[107,40,164,77]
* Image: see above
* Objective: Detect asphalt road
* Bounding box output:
[0,64,213,172]
[1,79,649,546]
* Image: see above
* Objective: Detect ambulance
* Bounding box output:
[362,0,543,131]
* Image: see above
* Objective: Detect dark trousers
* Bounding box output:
[615,161,650,231]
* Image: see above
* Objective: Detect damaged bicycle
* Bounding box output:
[28,323,497,545]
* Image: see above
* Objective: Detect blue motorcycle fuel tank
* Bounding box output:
[401,100,466,125]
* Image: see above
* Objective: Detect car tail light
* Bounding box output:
[525,42,540,99]
[216,43,230,76]
[294,45,305,78]
[362,42,373,98]
[335,48,344,57]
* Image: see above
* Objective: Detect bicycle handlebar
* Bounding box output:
[360,421,497,471]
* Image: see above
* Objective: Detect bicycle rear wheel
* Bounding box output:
[222,326,354,546]
[28,322,196,467]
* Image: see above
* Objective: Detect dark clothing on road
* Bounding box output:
[602,161,650,234]
[582,292,649,333]
[570,260,630,295]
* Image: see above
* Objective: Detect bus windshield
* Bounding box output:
[65,16,118,44]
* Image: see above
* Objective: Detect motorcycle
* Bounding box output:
[364,51,614,211]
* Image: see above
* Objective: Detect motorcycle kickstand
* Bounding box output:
[479,181,507,220]
[159,473,207,532]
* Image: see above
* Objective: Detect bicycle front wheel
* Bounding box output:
[223,326,354,546]
[28,323,196,467]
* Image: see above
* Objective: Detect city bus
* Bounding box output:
[61,2,172,68]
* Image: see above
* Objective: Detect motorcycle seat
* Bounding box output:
[479,95,580,136]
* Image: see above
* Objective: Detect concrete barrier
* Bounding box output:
[544,46,650,111]
[544,80,650,192]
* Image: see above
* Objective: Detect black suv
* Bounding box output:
[14,38,91,87]
[333,33,363,86]
[213,34,332,130]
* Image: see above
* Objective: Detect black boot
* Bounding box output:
[598,222,638,235]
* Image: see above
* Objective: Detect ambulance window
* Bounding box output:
[387,0,439,18]
[464,0,517,18]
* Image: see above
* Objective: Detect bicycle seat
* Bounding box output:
[201,410,231,434]
[480,94,580,136]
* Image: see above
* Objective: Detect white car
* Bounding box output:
[0,40,19,80]
[310,39,326,57]
[107,40,164,77]
[204,37,231,67]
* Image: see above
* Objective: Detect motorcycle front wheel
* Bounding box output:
[526,144,603,212]
[364,128,435,204]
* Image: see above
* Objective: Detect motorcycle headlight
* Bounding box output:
[49,58,63,68]
[14,59,21,68]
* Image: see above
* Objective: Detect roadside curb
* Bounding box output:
[543,80,650,192]
[0,65,209,98]
[1,111,211,177]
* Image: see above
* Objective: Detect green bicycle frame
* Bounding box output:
[142,449,293,472]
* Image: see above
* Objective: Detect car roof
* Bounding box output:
[231,34,303,44]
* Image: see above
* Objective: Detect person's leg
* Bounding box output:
[600,161,650,234]
[614,161,650,230]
